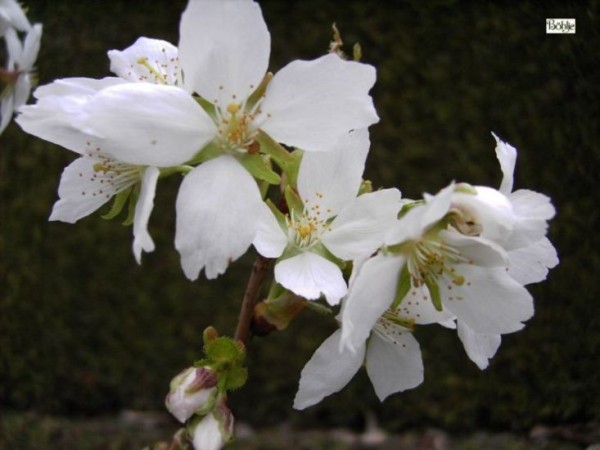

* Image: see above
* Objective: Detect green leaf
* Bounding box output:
[101,187,132,220]
[204,337,245,365]
[193,358,212,368]
[222,366,248,391]
[236,153,280,185]
[391,264,412,311]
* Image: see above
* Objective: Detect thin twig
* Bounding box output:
[234,254,273,345]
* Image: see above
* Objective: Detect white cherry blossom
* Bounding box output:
[1,23,40,134]
[253,129,401,304]
[15,39,201,263]
[447,134,558,367]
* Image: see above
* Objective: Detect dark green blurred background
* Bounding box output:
[1,0,598,433]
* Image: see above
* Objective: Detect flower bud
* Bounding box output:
[252,294,306,336]
[189,396,234,450]
[166,366,218,423]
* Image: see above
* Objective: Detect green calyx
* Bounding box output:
[195,336,248,393]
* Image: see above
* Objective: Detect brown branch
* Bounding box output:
[234,254,273,345]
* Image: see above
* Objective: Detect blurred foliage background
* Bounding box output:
[1,0,598,435]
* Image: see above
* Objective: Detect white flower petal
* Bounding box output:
[507,238,559,285]
[453,186,516,244]
[0,88,15,133]
[442,265,534,335]
[132,166,159,264]
[260,54,379,153]
[178,0,270,105]
[396,283,456,326]
[510,189,556,221]
[0,0,31,33]
[505,190,556,250]
[340,253,405,352]
[323,188,402,261]
[385,183,454,245]
[492,132,517,195]
[253,204,288,258]
[16,77,127,154]
[32,77,126,99]
[294,329,365,410]
[191,413,225,450]
[366,328,424,401]
[49,156,139,223]
[274,252,347,305]
[175,156,263,280]
[440,231,509,268]
[297,128,370,218]
[82,83,216,167]
[3,25,21,64]
[457,321,501,370]
[20,23,42,69]
[108,37,180,85]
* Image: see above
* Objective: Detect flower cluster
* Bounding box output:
[294,134,558,408]
[12,1,558,449]
[0,0,41,135]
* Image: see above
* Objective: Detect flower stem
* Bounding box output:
[234,254,273,345]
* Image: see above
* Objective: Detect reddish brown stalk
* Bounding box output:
[234,254,273,345]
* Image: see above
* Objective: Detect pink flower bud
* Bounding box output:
[166,366,218,423]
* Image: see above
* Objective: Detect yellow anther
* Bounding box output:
[227,103,240,115]
[93,163,111,173]
[298,224,313,239]
[452,275,465,286]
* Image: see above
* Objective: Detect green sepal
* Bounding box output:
[353,42,362,61]
[398,199,423,219]
[122,186,139,226]
[311,242,346,270]
[358,179,373,196]
[236,153,280,185]
[219,366,248,392]
[454,182,477,195]
[159,165,193,178]
[284,185,304,215]
[424,276,443,311]
[304,301,333,316]
[265,199,288,232]
[279,245,301,262]
[193,358,212,368]
[186,141,223,166]
[245,72,273,110]
[101,187,132,220]
[256,130,293,170]
[391,264,412,311]
[195,95,216,119]
[283,149,303,190]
